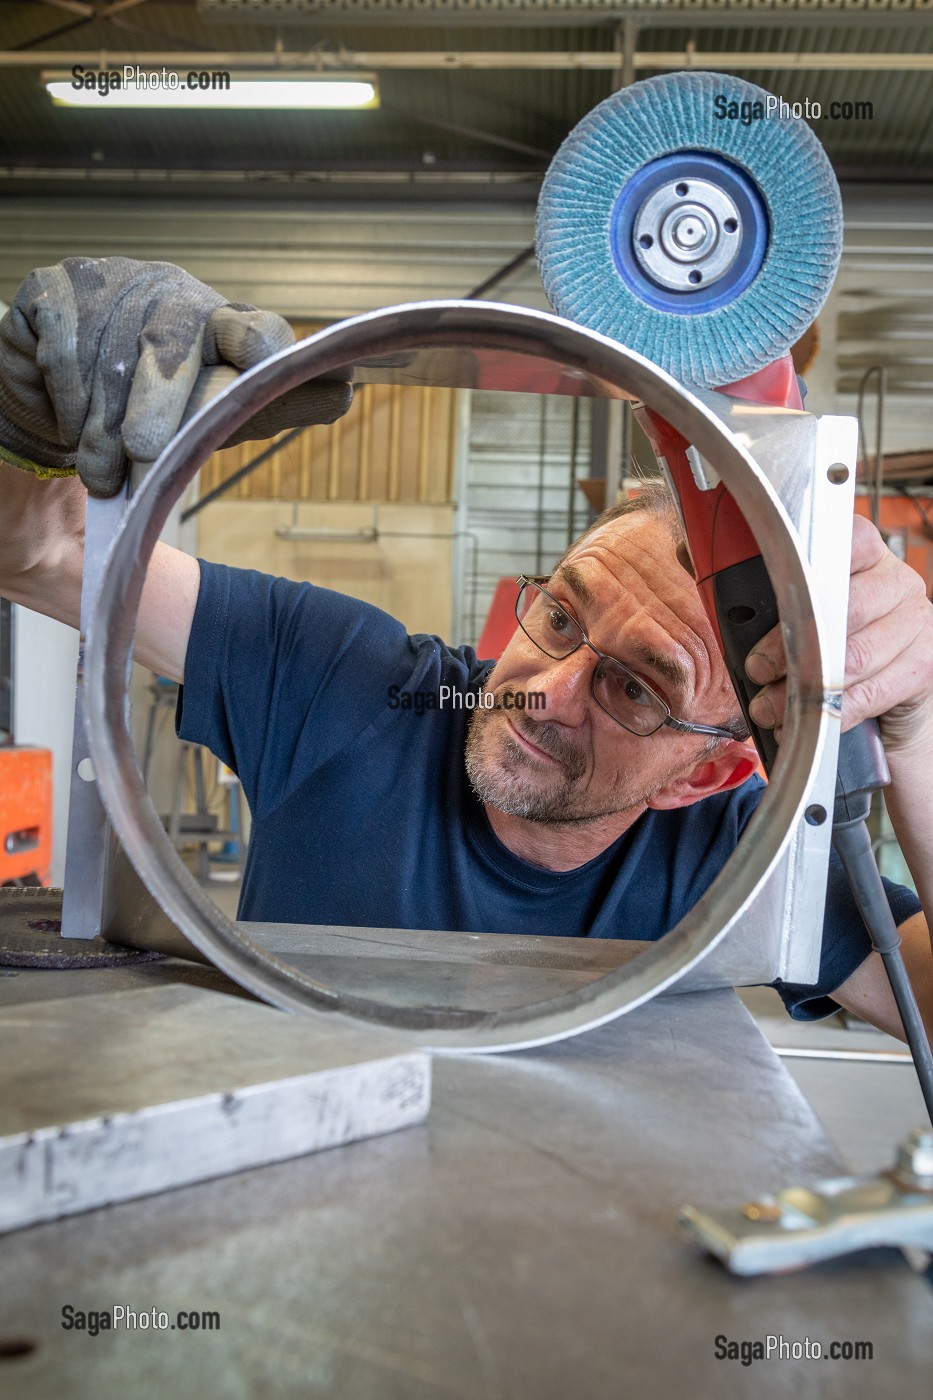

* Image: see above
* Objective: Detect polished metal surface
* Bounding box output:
[59,369,234,942]
[0,982,429,1235]
[86,301,844,1049]
[351,345,611,398]
[240,923,651,1011]
[60,486,128,939]
[1,971,929,1400]
[683,402,856,989]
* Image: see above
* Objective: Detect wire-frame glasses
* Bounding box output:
[515,575,740,742]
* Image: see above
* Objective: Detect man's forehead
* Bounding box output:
[560,511,691,592]
[555,511,733,705]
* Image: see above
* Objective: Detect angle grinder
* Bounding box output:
[536,71,933,1121]
[537,71,841,763]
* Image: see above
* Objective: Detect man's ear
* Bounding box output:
[646,741,759,812]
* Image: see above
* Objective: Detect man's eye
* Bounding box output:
[622,676,653,707]
[546,606,572,635]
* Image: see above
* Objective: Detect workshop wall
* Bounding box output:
[2,187,930,452]
[202,381,460,507]
[131,500,457,830]
[833,187,933,453]
[0,199,546,318]
[195,501,455,640]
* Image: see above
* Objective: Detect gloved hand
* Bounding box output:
[0,257,352,496]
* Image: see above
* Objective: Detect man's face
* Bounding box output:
[465,511,742,825]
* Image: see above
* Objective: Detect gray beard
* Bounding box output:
[463,705,659,826]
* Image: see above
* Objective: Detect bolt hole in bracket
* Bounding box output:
[86,301,855,1052]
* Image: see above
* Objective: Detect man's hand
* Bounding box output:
[0,257,351,497]
[745,514,933,753]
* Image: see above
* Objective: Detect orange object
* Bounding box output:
[854,496,933,597]
[0,746,52,885]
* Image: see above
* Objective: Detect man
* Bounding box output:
[2,258,932,1040]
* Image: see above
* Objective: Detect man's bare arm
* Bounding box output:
[836,724,933,1044]
[0,463,198,683]
[832,912,933,1045]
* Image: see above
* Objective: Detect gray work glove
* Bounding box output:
[0,257,352,496]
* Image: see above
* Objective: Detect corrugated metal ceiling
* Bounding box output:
[0,0,931,195]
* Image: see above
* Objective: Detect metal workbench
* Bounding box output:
[0,953,930,1399]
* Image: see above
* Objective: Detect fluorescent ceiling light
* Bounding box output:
[43,71,378,110]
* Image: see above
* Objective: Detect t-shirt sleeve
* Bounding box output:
[176,560,480,819]
[772,854,922,1021]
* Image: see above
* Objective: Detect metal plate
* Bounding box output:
[0,982,429,1234]
[2,977,930,1398]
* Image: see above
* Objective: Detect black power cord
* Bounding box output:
[832,723,933,1128]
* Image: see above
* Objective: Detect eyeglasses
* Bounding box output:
[515,575,739,742]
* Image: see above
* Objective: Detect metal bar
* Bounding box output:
[34,0,95,16]
[64,364,238,934]
[0,599,12,740]
[388,387,401,502]
[618,2,933,26]
[590,399,625,512]
[274,526,378,543]
[466,245,535,302]
[856,364,885,528]
[193,750,209,883]
[617,16,637,91]
[99,0,154,16]
[379,101,551,161]
[417,391,431,502]
[326,411,341,501]
[359,389,373,500]
[179,427,304,523]
[775,1046,914,1063]
[875,366,887,524]
[10,15,94,52]
[6,48,933,72]
[567,396,581,550]
[0,983,430,1236]
[60,485,129,938]
[0,166,546,186]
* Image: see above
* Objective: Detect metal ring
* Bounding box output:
[85,301,828,1052]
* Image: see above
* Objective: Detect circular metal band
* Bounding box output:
[85,302,829,1052]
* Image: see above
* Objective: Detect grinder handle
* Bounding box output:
[704,554,780,773]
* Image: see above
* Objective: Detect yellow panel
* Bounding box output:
[198,320,458,508]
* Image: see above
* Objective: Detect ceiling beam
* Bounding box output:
[36,1,96,17]
[5,47,933,71]
[190,0,933,29]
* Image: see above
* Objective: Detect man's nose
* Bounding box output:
[530,646,596,725]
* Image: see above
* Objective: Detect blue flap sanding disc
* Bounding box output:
[536,72,843,389]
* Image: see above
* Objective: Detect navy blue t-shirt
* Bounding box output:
[177,562,921,1021]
